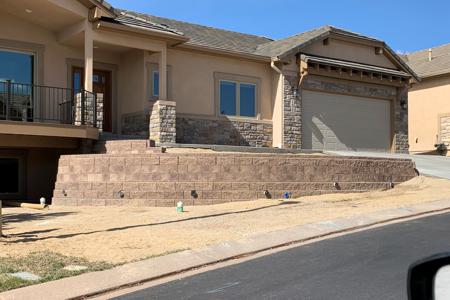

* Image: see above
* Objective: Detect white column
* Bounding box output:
[84,21,93,92]
[158,46,167,100]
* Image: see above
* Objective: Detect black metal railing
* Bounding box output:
[0,80,98,127]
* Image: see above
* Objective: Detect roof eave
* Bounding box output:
[77,0,117,18]
[382,43,421,82]
[416,69,450,80]
[95,20,190,44]
[175,43,272,62]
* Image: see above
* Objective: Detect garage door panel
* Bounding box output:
[302,91,391,151]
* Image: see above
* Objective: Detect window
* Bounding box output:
[220,81,236,116]
[0,50,34,120]
[146,63,171,101]
[240,83,256,117]
[152,71,159,97]
[219,80,256,117]
[0,50,34,84]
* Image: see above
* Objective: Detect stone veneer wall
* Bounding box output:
[440,114,450,145]
[176,117,273,147]
[52,149,417,207]
[283,75,302,149]
[149,100,176,143]
[74,92,103,130]
[121,110,149,137]
[395,87,409,153]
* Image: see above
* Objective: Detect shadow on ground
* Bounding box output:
[4,201,301,243]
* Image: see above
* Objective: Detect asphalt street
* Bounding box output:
[114,212,450,300]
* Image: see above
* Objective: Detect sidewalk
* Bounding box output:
[2,198,450,300]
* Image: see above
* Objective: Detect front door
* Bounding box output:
[72,68,112,132]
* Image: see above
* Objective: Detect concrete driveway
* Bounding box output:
[328,151,450,180]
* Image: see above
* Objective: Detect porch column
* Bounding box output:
[84,21,93,92]
[158,47,167,100]
[150,45,176,143]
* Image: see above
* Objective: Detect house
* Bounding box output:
[0,0,418,202]
[403,44,450,155]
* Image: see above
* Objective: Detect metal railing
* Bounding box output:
[0,80,98,127]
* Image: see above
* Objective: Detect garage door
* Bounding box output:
[302,91,391,151]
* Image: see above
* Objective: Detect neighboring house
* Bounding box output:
[403,45,450,155]
[0,0,417,201]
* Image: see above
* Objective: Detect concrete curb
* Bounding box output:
[2,199,450,300]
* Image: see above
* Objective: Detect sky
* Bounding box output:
[107,0,450,54]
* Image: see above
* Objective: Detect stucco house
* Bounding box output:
[0,0,418,202]
[403,44,450,155]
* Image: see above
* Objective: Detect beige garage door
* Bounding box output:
[302,90,391,151]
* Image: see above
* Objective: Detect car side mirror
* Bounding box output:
[408,253,450,300]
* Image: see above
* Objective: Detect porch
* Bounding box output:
[0,0,183,140]
[0,80,100,141]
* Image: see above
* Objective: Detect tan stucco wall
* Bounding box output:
[144,49,275,120]
[118,49,146,115]
[303,38,397,69]
[409,75,450,153]
[0,11,120,86]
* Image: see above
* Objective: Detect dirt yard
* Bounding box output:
[1,176,450,264]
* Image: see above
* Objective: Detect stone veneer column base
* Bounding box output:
[149,100,176,144]
[395,87,409,153]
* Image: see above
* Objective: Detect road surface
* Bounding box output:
[114,212,450,300]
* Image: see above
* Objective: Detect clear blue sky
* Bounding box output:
[108,0,450,53]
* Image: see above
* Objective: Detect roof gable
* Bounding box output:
[254,25,418,81]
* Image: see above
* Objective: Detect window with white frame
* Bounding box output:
[219,80,257,117]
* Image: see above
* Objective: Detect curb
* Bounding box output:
[2,199,450,300]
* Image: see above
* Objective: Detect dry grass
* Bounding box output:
[1,176,449,266]
[0,251,111,292]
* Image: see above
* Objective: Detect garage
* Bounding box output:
[301,90,391,151]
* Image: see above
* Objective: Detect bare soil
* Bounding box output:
[1,176,449,264]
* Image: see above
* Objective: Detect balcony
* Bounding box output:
[0,80,101,127]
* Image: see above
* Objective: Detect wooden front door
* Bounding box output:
[72,68,112,132]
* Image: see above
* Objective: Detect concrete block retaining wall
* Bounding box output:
[52,148,417,207]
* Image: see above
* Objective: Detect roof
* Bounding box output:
[85,2,417,79]
[102,12,185,36]
[116,10,273,55]
[404,43,450,78]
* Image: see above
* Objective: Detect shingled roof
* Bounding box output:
[116,10,273,55]
[86,2,417,79]
[404,43,450,78]
[103,12,185,36]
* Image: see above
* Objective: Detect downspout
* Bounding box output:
[270,58,284,148]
